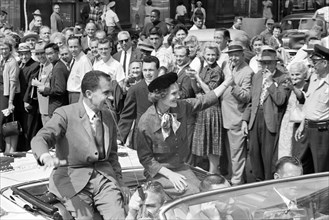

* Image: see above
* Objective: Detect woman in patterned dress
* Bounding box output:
[191,42,224,174]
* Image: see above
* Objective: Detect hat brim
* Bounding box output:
[303,48,314,53]
[21,34,39,42]
[257,58,279,61]
[225,48,244,53]
[138,45,154,52]
[18,49,31,52]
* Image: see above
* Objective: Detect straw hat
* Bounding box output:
[32,9,42,16]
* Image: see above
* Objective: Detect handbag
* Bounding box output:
[1,114,22,138]
[289,103,304,123]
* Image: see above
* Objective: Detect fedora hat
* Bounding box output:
[21,31,39,43]
[137,39,154,52]
[225,44,244,53]
[257,45,278,61]
[32,9,42,16]
[17,43,31,52]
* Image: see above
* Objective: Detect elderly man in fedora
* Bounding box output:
[221,42,254,186]
[242,45,291,181]
[17,42,42,151]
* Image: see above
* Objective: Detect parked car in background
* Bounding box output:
[281,13,327,55]
[159,172,329,220]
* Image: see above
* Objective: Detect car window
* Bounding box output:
[160,173,329,220]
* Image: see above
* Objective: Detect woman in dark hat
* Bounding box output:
[137,71,233,199]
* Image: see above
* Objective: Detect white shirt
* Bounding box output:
[189,24,201,31]
[37,61,53,115]
[322,36,329,49]
[93,56,125,82]
[151,45,174,72]
[189,56,202,74]
[119,47,132,75]
[104,9,119,27]
[67,51,93,92]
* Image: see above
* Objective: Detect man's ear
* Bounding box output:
[85,90,93,99]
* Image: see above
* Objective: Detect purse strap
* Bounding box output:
[4,113,15,123]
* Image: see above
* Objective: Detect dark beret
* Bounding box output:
[311,44,329,61]
[148,72,178,93]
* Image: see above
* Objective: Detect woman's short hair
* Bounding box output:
[148,87,169,103]
[172,23,189,37]
[288,61,308,78]
[250,35,265,49]
[201,41,221,59]
[50,32,66,44]
[0,35,15,52]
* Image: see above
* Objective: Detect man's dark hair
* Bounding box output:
[151,9,160,17]
[98,38,113,47]
[143,55,160,69]
[275,156,303,174]
[215,28,231,40]
[193,14,204,22]
[44,43,59,52]
[81,70,112,97]
[67,35,82,46]
[273,23,282,32]
[172,23,189,36]
[199,174,229,192]
[175,45,190,57]
[149,27,163,37]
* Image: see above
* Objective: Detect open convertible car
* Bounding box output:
[159,172,329,220]
[0,147,146,220]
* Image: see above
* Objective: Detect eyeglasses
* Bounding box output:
[119,39,129,44]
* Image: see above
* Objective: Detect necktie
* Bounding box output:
[123,51,127,74]
[19,62,26,69]
[259,80,270,106]
[159,112,181,140]
[94,113,105,160]
[70,58,75,71]
[31,65,42,98]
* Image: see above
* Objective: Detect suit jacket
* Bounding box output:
[221,62,254,129]
[40,59,69,116]
[118,80,152,148]
[175,65,196,99]
[242,69,290,133]
[113,48,143,67]
[31,101,122,199]
[50,12,64,33]
[19,58,40,104]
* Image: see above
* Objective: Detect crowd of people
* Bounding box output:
[0,0,329,219]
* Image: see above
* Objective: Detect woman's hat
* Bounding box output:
[32,9,42,16]
[148,72,178,93]
[21,31,39,43]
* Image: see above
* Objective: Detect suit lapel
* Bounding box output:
[79,102,94,143]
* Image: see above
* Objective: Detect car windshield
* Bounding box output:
[160,173,329,220]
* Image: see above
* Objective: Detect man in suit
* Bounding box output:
[81,22,97,52]
[113,31,143,77]
[17,43,42,151]
[283,0,293,17]
[118,56,159,149]
[242,46,290,181]
[31,70,125,220]
[221,43,253,186]
[50,4,64,33]
[36,43,69,117]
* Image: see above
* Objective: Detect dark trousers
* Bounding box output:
[249,108,277,181]
[20,100,42,151]
[297,122,329,173]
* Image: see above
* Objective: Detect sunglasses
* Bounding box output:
[119,39,129,44]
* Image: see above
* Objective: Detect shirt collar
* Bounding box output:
[83,100,97,120]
